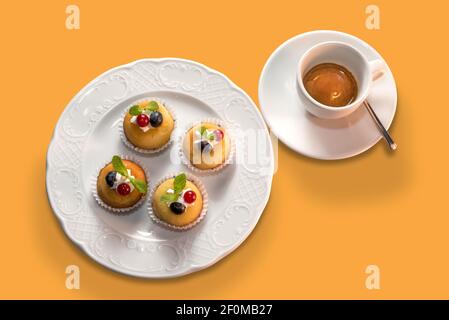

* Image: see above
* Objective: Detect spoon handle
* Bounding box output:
[364,100,397,151]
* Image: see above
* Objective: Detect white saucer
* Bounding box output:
[258,30,397,160]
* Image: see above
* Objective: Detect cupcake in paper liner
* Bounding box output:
[179,118,234,175]
[93,155,149,214]
[120,97,176,154]
[149,172,208,231]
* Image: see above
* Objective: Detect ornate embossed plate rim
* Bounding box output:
[46,58,274,278]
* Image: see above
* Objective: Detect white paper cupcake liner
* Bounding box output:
[119,97,177,154]
[92,154,149,214]
[148,172,208,231]
[178,118,235,175]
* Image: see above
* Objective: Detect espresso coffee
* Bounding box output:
[303,63,358,107]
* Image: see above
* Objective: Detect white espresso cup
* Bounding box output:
[297,41,384,119]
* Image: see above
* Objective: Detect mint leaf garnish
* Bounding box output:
[129,101,159,117]
[112,155,147,194]
[112,155,128,177]
[160,173,187,203]
[129,105,141,116]
[174,173,186,194]
[130,177,147,194]
[199,126,207,136]
[161,193,178,203]
[147,101,159,112]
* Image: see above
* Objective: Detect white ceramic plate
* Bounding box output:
[46,58,274,278]
[259,30,397,160]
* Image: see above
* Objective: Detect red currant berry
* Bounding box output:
[183,190,197,204]
[136,114,149,127]
[117,183,131,196]
[214,129,224,141]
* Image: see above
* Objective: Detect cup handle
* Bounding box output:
[370,59,385,81]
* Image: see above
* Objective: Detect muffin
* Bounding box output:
[182,121,231,171]
[95,155,148,211]
[122,99,175,152]
[150,173,207,230]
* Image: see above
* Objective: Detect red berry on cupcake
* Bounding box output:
[214,129,224,141]
[117,183,131,196]
[183,190,197,204]
[136,114,149,127]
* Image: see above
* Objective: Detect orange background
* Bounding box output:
[1,0,448,299]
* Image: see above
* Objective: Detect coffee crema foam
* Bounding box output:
[303,63,358,107]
